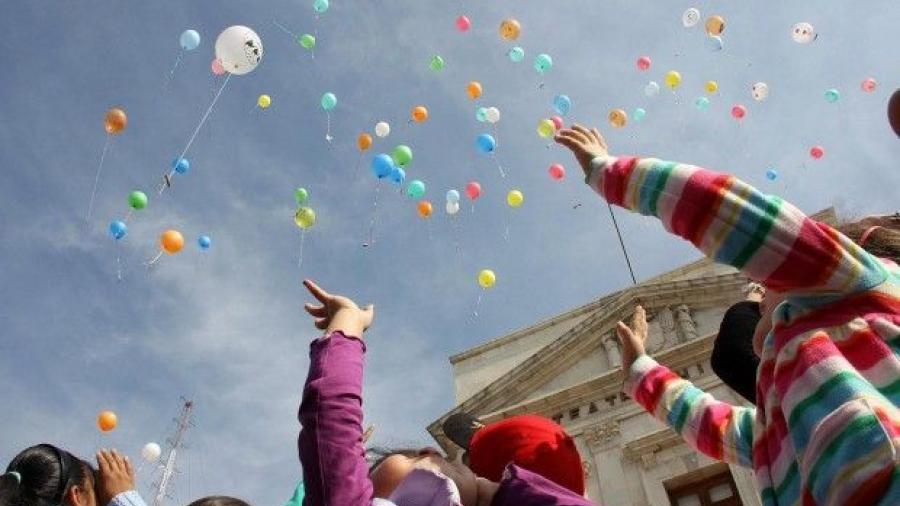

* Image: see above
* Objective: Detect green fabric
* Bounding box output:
[285,482,304,506]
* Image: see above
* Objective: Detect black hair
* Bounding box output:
[186,497,252,506]
[1,444,94,506]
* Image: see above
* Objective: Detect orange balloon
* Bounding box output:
[417,200,433,218]
[705,15,725,35]
[357,133,373,151]
[499,19,521,41]
[104,108,127,135]
[97,411,118,432]
[160,229,184,255]
[411,106,429,123]
[466,81,483,100]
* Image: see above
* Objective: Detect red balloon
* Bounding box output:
[731,104,747,120]
[549,163,565,180]
[456,15,471,32]
[809,145,825,159]
[636,56,651,71]
[465,181,482,200]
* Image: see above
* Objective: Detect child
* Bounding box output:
[555,124,900,505]
[296,280,599,506]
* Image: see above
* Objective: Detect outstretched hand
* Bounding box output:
[96,449,135,506]
[303,279,374,338]
[616,305,648,373]
[554,124,609,177]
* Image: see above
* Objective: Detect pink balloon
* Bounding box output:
[465,181,482,200]
[456,15,471,32]
[551,116,564,131]
[636,56,651,71]
[861,78,877,93]
[211,59,225,76]
[549,163,566,180]
[731,104,747,120]
[810,145,825,159]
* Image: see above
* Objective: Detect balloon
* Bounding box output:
[211,59,225,75]
[889,89,900,137]
[456,15,471,32]
[824,88,840,103]
[104,108,127,135]
[608,108,628,128]
[476,107,489,122]
[389,166,406,185]
[446,201,460,215]
[109,220,127,240]
[465,181,481,200]
[417,200,433,218]
[553,94,572,115]
[198,235,212,250]
[392,145,413,167]
[636,56,651,71]
[128,190,148,210]
[476,134,496,153]
[706,35,724,52]
[357,133,373,152]
[467,81,482,100]
[499,19,521,40]
[705,15,725,35]
[791,22,816,44]
[549,163,565,180]
[294,187,309,205]
[751,82,769,101]
[411,106,429,123]
[809,145,825,160]
[295,207,316,229]
[695,96,710,111]
[682,8,701,28]
[506,190,524,208]
[861,78,878,93]
[645,81,660,97]
[633,108,647,122]
[372,154,394,179]
[257,94,272,109]
[550,116,563,131]
[430,55,445,72]
[765,169,778,181]
[97,411,117,432]
[477,269,496,289]
[664,71,682,90]
[180,30,201,51]
[486,107,500,124]
[731,104,747,120]
[215,26,263,76]
[446,189,460,203]
[173,157,190,174]
[161,230,184,255]
[705,80,718,94]
[374,121,390,138]
[313,0,329,13]
[534,54,553,74]
[507,46,525,63]
[299,34,316,49]
[141,443,162,463]
[321,92,337,111]
[537,119,556,138]
[406,180,426,199]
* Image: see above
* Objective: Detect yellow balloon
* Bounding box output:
[257,94,272,109]
[664,70,682,89]
[478,269,496,289]
[294,207,316,229]
[537,119,555,138]
[608,108,628,128]
[507,190,524,208]
[705,80,718,94]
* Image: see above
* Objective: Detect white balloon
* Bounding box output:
[644,81,660,97]
[751,82,769,101]
[214,26,263,76]
[374,121,390,138]
[682,8,701,28]
[446,201,460,215]
[141,443,162,463]
[791,22,816,44]
[486,107,501,124]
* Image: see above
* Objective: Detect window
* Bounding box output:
[665,463,742,506]
[551,413,563,424]
[588,402,598,414]
[569,408,580,420]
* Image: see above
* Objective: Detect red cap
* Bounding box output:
[468,414,586,495]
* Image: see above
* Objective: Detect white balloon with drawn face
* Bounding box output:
[141,443,162,463]
[751,82,769,101]
[486,107,501,124]
[682,8,701,28]
[215,26,263,75]
[791,22,816,44]
[374,121,390,138]
[446,201,460,215]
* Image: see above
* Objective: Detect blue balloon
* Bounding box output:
[390,166,406,185]
[313,0,329,13]
[476,133,496,153]
[508,47,525,63]
[173,157,190,174]
[534,54,553,74]
[407,180,426,199]
[371,154,394,179]
[198,235,212,250]
[109,220,127,240]
[180,30,200,51]
[553,94,571,116]
[476,107,488,122]
[446,189,460,203]
[633,108,647,122]
[695,96,710,111]
[765,169,779,181]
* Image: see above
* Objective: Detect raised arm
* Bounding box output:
[556,125,887,295]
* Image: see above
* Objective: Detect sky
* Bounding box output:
[1,1,898,504]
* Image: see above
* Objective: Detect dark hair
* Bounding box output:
[186,497,252,506]
[837,213,900,264]
[1,444,94,506]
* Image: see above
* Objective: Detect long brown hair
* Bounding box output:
[836,213,900,263]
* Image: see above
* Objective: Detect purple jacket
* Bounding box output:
[298,332,599,506]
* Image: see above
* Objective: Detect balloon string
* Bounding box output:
[272,19,296,39]
[86,135,111,224]
[115,242,125,282]
[491,153,507,178]
[297,229,307,269]
[472,292,484,318]
[146,250,164,267]
[163,51,184,91]
[124,208,133,224]
[325,112,333,142]
[365,183,381,247]
[450,216,462,269]
[352,152,363,173]
[607,203,637,284]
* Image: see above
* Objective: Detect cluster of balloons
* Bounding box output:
[294,188,317,230]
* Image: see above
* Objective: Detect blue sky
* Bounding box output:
[1,1,898,504]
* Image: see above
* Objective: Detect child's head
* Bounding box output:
[186,497,251,506]
[1,444,96,506]
[369,447,480,506]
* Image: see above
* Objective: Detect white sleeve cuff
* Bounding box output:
[586,156,614,190]
[108,490,148,506]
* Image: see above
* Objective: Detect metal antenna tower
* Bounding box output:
[151,398,194,506]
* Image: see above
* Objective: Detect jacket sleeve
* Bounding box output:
[586,156,887,295]
[298,332,374,506]
[107,491,148,506]
[624,355,755,467]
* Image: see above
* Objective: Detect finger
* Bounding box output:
[304,303,327,317]
[553,132,580,150]
[303,279,331,304]
[123,455,134,478]
[562,126,591,145]
[616,321,635,344]
[109,449,123,473]
[96,451,110,475]
[590,128,608,148]
[315,318,329,330]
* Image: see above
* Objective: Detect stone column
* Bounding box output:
[675,304,698,342]
[602,335,622,368]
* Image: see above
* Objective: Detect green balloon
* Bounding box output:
[298,34,316,49]
[321,92,337,111]
[429,55,444,72]
[294,187,309,205]
[392,145,413,167]
[128,190,148,210]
